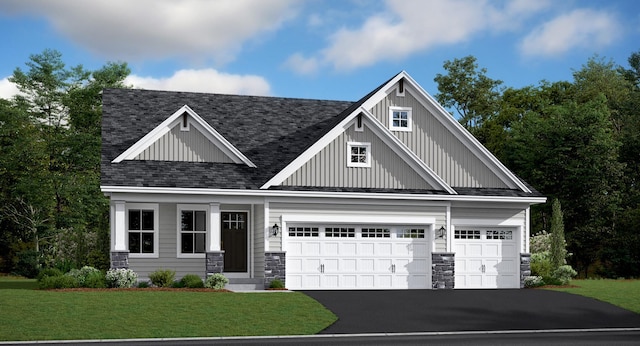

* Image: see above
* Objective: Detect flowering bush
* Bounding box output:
[553,265,577,285]
[66,266,102,287]
[204,273,228,289]
[105,268,138,288]
[524,276,544,288]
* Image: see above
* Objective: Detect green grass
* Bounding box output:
[0,276,37,290]
[0,290,336,341]
[545,279,640,314]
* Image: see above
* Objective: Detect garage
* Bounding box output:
[285,225,432,290]
[454,228,519,289]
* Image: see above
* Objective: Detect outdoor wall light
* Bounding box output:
[271,223,280,237]
[437,225,446,239]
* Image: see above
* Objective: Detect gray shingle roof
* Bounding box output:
[101,89,353,189]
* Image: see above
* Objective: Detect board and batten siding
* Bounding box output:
[129,203,205,280]
[268,201,446,252]
[134,125,234,163]
[370,86,508,188]
[282,125,434,189]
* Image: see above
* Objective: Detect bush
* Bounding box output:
[13,250,40,278]
[149,269,176,288]
[524,276,544,288]
[83,270,107,288]
[269,279,285,289]
[204,273,228,289]
[105,268,138,288]
[39,275,79,289]
[137,281,150,288]
[180,274,204,288]
[66,266,102,287]
[37,268,63,281]
[552,265,577,285]
[86,250,110,271]
[530,252,553,278]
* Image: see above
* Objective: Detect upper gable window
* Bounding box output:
[389,107,412,132]
[347,142,371,168]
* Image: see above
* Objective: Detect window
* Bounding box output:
[325,227,355,237]
[487,230,513,240]
[127,204,158,257]
[398,228,425,238]
[389,107,412,131]
[455,229,481,239]
[179,208,207,256]
[362,228,390,238]
[347,142,371,167]
[289,227,319,237]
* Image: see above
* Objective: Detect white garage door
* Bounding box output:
[286,226,431,290]
[454,229,519,289]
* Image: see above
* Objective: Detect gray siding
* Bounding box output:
[253,204,265,277]
[129,203,205,280]
[370,86,508,188]
[135,125,234,163]
[282,125,434,189]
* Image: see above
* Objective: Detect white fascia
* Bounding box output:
[358,108,456,194]
[112,105,256,168]
[101,185,547,204]
[400,72,530,192]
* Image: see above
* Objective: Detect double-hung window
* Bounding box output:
[178,205,208,258]
[347,142,371,168]
[127,204,159,257]
[389,107,412,131]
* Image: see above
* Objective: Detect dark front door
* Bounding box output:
[221,212,248,272]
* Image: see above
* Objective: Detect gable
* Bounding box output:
[112,105,255,167]
[369,82,510,189]
[282,123,436,190]
[133,124,235,163]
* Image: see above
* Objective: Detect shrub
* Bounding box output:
[180,274,204,288]
[204,273,228,289]
[13,250,40,278]
[83,270,107,288]
[171,280,185,288]
[552,265,577,285]
[105,268,138,288]
[149,269,176,288]
[66,266,102,287]
[269,279,285,289]
[137,281,150,288]
[39,275,79,289]
[530,231,551,254]
[86,250,110,271]
[524,276,544,288]
[530,252,552,278]
[37,268,63,281]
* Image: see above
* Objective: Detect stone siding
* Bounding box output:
[432,252,455,289]
[264,251,286,289]
[110,251,129,269]
[520,253,531,288]
[206,251,225,276]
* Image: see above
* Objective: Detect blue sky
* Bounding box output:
[1,0,639,102]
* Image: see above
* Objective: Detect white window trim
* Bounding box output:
[389,106,412,132]
[346,142,371,168]
[126,203,159,259]
[177,204,209,259]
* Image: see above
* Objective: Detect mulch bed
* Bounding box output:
[48,287,231,292]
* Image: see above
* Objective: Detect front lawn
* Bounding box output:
[545,279,640,314]
[0,275,37,290]
[0,290,336,341]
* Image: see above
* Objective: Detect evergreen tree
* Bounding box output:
[549,199,567,269]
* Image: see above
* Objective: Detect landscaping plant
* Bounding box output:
[149,269,176,288]
[105,268,138,288]
[180,274,204,288]
[204,273,228,289]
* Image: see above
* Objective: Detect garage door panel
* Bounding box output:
[484,243,499,257]
[304,242,321,255]
[359,242,374,255]
[342,258,357,271]
[324,242,339,255]
[377,243,392,255]
[502,244,516,257]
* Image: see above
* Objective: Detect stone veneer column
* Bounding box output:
[520,253,532,288]
[264,251,286,289]
[432,252,455,289]
[206,251,225,276]
[110,251,129,269]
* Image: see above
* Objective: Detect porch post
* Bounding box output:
[110,200,129,269]
[206,203,224,275]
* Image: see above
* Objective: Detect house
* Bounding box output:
[101,71,545,290]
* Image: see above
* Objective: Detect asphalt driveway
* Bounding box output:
[302,289,640,334]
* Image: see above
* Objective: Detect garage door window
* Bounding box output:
[455,230,481,239]
[289,227,319,237]
[362,228,390,238]
[398,228,425,238]
[487,230,513,240]
[325,227,355,237]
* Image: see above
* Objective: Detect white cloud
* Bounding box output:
[0,77,19,100]
[282,53,319,75]
[0,0,300,64]
[519,9,621,58]
[285,0,551,73]
[125,69,271,96]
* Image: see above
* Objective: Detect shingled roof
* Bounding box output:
[101,88,356,189]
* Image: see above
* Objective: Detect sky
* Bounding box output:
[1,0,639,102]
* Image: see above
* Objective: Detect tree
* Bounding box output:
[434,56,503,141]
[549,199,567,269]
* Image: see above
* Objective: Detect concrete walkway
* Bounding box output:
[302,289,640,334]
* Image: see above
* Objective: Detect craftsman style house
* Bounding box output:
[101,71,545,290]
